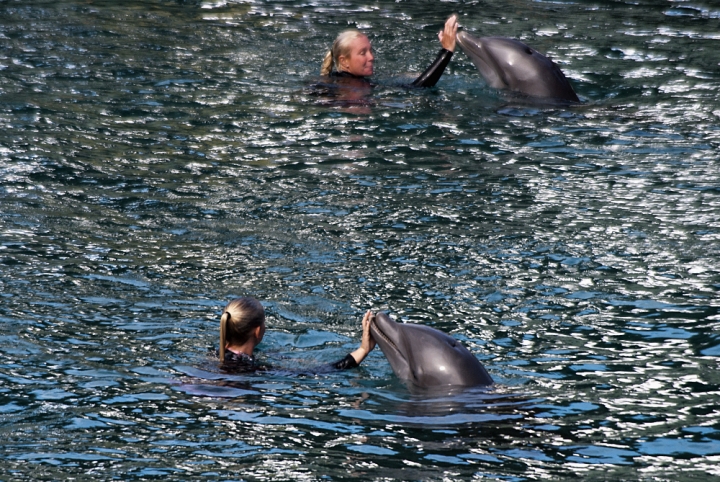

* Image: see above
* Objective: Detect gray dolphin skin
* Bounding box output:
[370,312,493,388]
[456,30,579,102]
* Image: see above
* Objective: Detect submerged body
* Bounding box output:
[456,30,579,102]
[370,312,493,388]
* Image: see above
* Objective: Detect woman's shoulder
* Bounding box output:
[329,70,366,80]
[221,351,257,372]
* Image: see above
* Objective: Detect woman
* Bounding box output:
[219,296,376,372]
[320,14,458,88]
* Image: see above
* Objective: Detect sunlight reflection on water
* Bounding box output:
[1,0,720,480]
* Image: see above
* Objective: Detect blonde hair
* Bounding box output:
[320,29,367,76]
[219,297,265,363]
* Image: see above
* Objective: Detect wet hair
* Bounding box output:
[320,29,367,76]
[219,297,265,363]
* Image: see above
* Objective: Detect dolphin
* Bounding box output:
[370,312,493,388]
[456,30,579,102]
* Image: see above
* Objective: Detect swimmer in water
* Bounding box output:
[320,14,458,88]
[219,296,376,372]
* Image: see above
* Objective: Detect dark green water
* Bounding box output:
[1,0,720,480]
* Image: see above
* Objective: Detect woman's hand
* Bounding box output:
[360,310,376,354]
[350,310,376,365]
[439,14,458,52]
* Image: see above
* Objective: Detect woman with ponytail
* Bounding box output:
[219,296,376,372]
[320,14,458,88]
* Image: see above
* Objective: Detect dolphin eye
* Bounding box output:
[525,47,533,55]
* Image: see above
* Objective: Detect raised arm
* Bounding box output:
[411,14,458,88]
[331,310,376,370]
[349,310,376,365]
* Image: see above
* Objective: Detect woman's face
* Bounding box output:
[339,35,374,76]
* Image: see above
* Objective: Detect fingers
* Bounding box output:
[362,310,373,336]
[350,310,377,365]
[439,14,458,52]
[361,310,376,352]
[444,14,458,35]
[362,309,373,324]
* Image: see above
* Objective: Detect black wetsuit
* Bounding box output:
[328,48,454,88]
[410,48,454,87]
[221,351,359,373]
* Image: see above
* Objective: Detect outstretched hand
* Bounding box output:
[360,310,376,354]
[350,310,376,365]
[439,14,458,52]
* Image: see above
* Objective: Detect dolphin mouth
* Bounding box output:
[370,315,407,361]
[456,31,509,89]
[370,316,397,350]
[370,315,415,382]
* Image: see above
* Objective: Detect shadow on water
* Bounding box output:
[173,362,557,466]
[176,361,536,425]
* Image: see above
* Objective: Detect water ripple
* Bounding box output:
[1,0,720,480]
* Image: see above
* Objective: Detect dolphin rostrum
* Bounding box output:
[370,312,493,388]
[456,30,579,102]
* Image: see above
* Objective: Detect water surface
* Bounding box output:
[1,0,720,480]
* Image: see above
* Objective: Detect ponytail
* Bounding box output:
[219,312,230,363]
[320,49,334,76]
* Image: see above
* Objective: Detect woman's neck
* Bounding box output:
[226,340,256,357]
[334,70,366,79]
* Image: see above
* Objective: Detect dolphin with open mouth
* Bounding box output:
[370,312,493,388]
[456,30,579,102]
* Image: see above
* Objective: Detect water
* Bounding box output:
[1,0,720,479]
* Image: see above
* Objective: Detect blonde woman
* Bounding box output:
[320,14,458,88]
[219,297,376,372]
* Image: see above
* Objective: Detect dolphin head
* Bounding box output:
[370,312,493,388]
[456,30,579,102]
